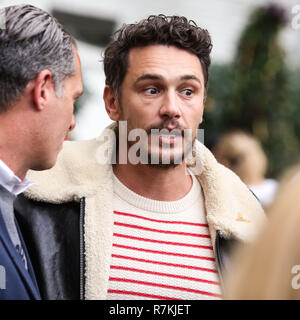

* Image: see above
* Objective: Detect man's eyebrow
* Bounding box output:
[135,74,164,84]
[135,74,202,86]
[180,75,202,85]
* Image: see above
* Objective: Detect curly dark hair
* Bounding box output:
[103,14,213,99]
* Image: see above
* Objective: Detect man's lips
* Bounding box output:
[149,128,182,136]
[159,135,181,145]
[148,128,183,145]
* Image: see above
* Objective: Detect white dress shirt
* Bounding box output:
[0,159,33,195]
[0,159,33,269]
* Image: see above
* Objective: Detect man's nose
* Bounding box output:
[160,91,181,120]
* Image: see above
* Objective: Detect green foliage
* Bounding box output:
[203,4,300,177]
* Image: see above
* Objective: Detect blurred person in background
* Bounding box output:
[14,15,265,300]
[0,4,83,299]
[225,165,300,299]
[213,130,278,209]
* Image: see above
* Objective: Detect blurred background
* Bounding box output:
[1,0,300,180]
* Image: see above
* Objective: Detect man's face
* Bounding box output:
[33,49,83,170]
[117,44,205,167]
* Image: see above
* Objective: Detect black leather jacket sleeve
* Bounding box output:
[14,195,81,300]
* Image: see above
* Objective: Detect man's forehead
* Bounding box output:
[127,44,204,82]
[128,44,200,62]
[70,49,83,87]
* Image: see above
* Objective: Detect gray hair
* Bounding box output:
[0,4,76,112]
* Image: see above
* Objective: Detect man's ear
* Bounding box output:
[103,85,121,121]
[32,70,54,111]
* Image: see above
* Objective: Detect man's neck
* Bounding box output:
[0,131,28,181]
[113,162,193,201]
[0,152,27,181]
[0,101,32,181]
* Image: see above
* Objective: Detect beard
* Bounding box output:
[147,142,195,169]
[126,119,196,169]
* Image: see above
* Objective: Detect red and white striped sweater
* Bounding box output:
[107,173,222,300]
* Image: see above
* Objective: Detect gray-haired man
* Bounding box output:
[0,4,83,299]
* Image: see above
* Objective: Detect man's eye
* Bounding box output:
[182,89,193,96]
[145,88,159,95]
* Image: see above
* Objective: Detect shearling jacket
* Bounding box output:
[14,124,266,300]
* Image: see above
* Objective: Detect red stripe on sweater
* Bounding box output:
[109,277,222,298]
[114,233,213,250]
[113,243,215,261]
[112,254,217,273]
[115,222,211,238]
[114,210,209,227]
[107,289,179,300]
[110,265,220,285]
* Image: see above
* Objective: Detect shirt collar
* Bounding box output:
[0,160,34,195]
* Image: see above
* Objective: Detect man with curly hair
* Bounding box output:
[15,15,265,300]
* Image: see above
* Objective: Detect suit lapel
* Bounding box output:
[0,209,40,299]
[14,217,40,298]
